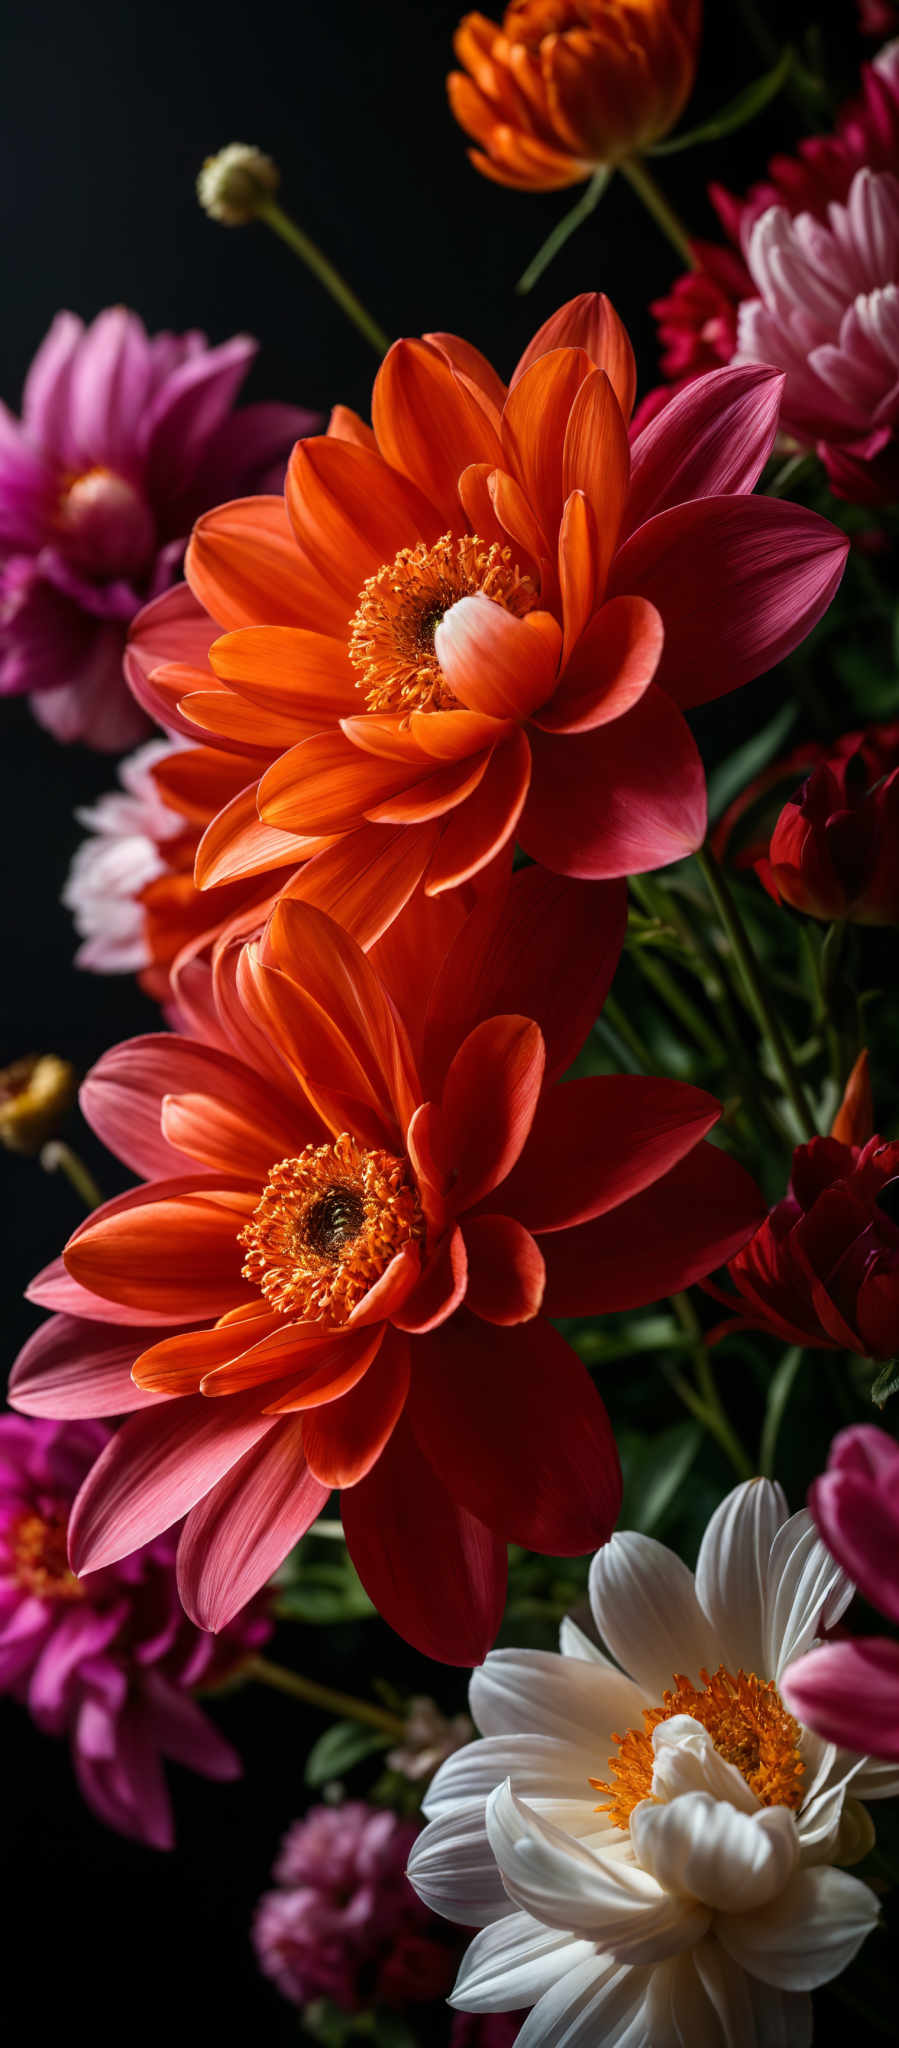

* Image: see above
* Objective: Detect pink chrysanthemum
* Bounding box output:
[736,167,899,502]
[0,1412,270,1846]
[0,308,312,747]
[253,1802,459,2011]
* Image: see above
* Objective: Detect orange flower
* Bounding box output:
[448,1,703,191]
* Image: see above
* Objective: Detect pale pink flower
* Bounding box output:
[736,167,899,501]
[62,735,186,974]
[783,1426,899,1762]
[0,307,312,747]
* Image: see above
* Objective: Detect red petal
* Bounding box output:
[535,595,663,734]
[425,728,532,893]
[541,1143,765,1314]
[177,1419,328,1630]
[521,686,706,878]
[408,1314,621,1552]
[341,1408,507,1664]
[501,1076,720,1231]
[442,1015,545,1209]
[392,1226,468,1332]
[302,1327,411,1486]
[463,1214,545,1324]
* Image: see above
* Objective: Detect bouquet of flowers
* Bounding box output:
[3,4,898,2042]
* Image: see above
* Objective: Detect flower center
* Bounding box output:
[591,1665,805,1829]
[239,1132,423,1325]
[58,466,156,577]
[11,1508,85,1602]
[347,531,537,717]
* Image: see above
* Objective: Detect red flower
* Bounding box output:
[12,872,762,1665]
[708,1052,899,1358]
[128,293,847,940]
[761,749,899,925]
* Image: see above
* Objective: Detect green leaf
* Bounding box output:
[274,1558,375,1624]
[705,701,798,823]
[304,1719,390,1787]
[619,1421,704,1536]
[871,1360,899,1409]
[649,46,794,157]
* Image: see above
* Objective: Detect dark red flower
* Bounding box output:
[761,750,899,924]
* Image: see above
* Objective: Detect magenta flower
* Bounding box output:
[253,1802,459,2012]
[736,167,899,503]
[782,1426,899,1763]
[0,308,313,747]
[0,1412,271,1846]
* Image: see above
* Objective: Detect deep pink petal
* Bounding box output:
[69,1393,279,1573]
[781,1638,899,1761]
[521,686,706,878]
[176,1418,328,1630]
[9,1314,171,1417]
[624,365,784,537]
[341,1408,507,1665]
[408,1314,620,1553]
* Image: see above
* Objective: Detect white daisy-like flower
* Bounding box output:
[408,1480,897,2047]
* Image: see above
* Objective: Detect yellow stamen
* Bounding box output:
[347,531,537,717]
[12,1509,85,1602]
[591,1665,805,1829]
[239,1132,423,1325]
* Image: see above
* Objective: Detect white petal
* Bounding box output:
[559,1614,606,1663]
[694,1940,812,2048]
[694,1478,789,1677]
[848,1754,899,1802]
[716,1865,879,1990]
[589,1534,720,1698]
[485,1782,708,1961]
[763,1512,854,1682]
[651,1718,759,1815]
[631,1793,798,1913]
[514,1955,652,2048]
[831,1797,876,1869]
[648,1942,755,2048]
[450,1910,594,2013]
[470,1648,644,1752]
[424,1734,599,1821]
[744,1975,813,2048]
[406,1803,511,1926]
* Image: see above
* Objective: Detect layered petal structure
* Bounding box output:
[409,1480,890,2047]
[0,1412,269,1847]
[126,292,847,939]
[783,1425,899,1762]
[708,1053,899,1360]
[11,872,763,1664]
[0,308,313,746]
[446,2,702,191]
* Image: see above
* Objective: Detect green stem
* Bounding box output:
[256,198,390,357]
[599,996,654,1073]
[39,1141,102,1210]
[671,1292,754,1480]
[695,844,817,1141]
[619,157,696,268]
[759,1347,805,1478]
[630,945,724,1063]
[249,1655,405,1738]
[765,450,817,499]
[516,166,612,294]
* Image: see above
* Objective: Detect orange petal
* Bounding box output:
[262,1325,386,1412]
[434,598,561,721]
[194,781,321,890]
[372,339,503,525]
[327,404,376,450]
[286,435,442,599]
[281,820,440,950]
[365,750,491,825]
[132,1312,281,1393]
[186,496,346,635]
[536,594,664,734]
[561,369,630,596]
[425,728,532,894]
[510,294,637,421]
[64,1185,258,1317]
[209,624,357,718]
[258,730,424,835]
[502,347,592,546]
[179,690,302,754]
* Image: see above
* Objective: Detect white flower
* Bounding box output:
[62,736,184,974]
[408,1480,895,2047]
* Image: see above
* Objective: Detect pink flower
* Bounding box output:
[782,1426,899,1762]
[252,1802,459,2011]
[0,1412,270,1846]
[62,735,187,974]
[0,308,313,747]
[735,167,899,502]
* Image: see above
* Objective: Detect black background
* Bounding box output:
[0,3,867,2040]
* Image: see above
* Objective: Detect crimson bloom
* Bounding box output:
[447,2,702,191]
[129,293,847,936]
[708,1052,899,1359]
[0,1413,268,1847]
[12,871,762,1665]
[782,1425,899,1762]
[760,745,899,925]
[0,308,312,748]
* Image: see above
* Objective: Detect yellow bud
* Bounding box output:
[196,144,280,225]
[0,1054,77,1154]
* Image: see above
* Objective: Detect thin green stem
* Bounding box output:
[248,1655,405,1738]
[516,166,611,294]
[619,157,696,268]
[759,1347,805,1478]
[671,1292,754,1480]
[695,845,817,1141]
[765,450,817,499]
[256,198,390,357]
[39,1141,102,1210]
[599,996,654,1073]
[629,945,724,1063]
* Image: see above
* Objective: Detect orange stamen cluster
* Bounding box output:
[12,1509,85,1602]
[239,1131,423,1325]
[348,531,537,717]
[591,1665,805,1829]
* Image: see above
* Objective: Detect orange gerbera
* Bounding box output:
[448,2,703,190]
[128,293,847,940]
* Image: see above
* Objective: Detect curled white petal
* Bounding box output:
[716,1865,879,1991]
[631,1792,798,1914]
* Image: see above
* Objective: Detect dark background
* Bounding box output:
[0,2,867,2040]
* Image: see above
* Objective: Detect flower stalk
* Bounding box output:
[248,1654,406,1739]
[516,166,611,295]
[39,1141,103,1211]
[255,198,391,357]
[619,157,697,268]
[696,844,818,1141]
